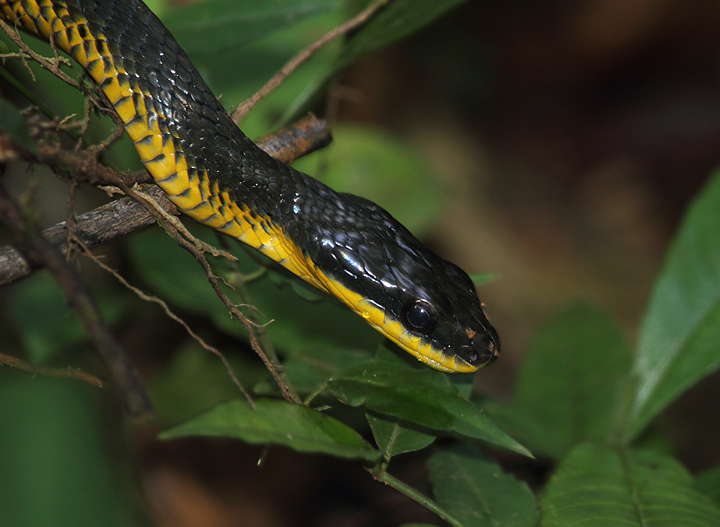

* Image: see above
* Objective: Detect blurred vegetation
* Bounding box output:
[2,0,720,526]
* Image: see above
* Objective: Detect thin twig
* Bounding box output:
[0,18,78,88]
[216,235,293,395]
[0,351,106,388]
[231,0,391,122]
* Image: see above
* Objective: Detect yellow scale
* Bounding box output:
[1,0,467,372]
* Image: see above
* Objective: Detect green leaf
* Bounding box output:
[160,0,345,138]
[0,98,35,153]
[367,412,436,459]
[339,0,467,67]
[160,398,381,462]
[541,443,720,527]
[427,444,538,527]
[328,358,531,456]
[697,466,720,505]
[481,305,631,459]
[627,170,720,441]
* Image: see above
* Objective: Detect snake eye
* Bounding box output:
[401,300,438,335]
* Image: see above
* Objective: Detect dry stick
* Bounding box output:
[0,181,154,420]
[0,351,106,387]
[135,186,236,261]
[254,112,332,164]
[0,353,107,388]
[0,185,173,284]
[0,19,70,82]
[0,18,109,113]
[230,0,391,123]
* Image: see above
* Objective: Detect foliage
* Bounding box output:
[2,0,720,526]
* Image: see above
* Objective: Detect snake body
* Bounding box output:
[0,0,500,372]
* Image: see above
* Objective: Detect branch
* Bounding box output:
[0,351,105,388]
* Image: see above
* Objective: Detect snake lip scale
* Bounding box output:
[0,0,500,373]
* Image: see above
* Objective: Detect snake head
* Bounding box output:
[380,242,501,373]
[398,261,500,372]
[304,192,501,373]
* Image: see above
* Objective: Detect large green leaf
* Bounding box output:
[161,398,381,461]
[328,357,531,456]
[541,443,720,527]
[626,170,720,441]
[427,444,538,527]
[481,305,632,459]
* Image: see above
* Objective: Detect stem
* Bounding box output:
[369,468,466,527]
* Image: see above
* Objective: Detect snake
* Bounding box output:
[0,0,500,373]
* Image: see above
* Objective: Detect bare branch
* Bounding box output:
[0,351,105,388]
